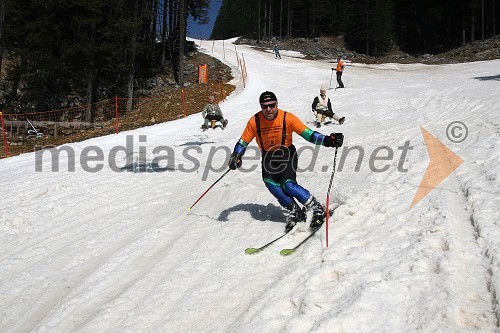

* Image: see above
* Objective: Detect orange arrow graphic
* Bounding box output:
[409,126,464,209]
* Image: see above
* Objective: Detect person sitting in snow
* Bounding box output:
[201,96,228,130]
[311,86,345,128]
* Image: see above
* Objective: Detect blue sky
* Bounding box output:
[187,0,222,39]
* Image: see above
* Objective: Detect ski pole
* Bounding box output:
[325,147,339,247]
[188,169,231,211]
[328,68,334,89]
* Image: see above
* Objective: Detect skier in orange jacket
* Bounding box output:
[336,57,345,88]
[228,91,344,232]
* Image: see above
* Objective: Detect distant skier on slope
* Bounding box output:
[201,96,228,130]
[312,86,345,128]
[228,91,344,232]
[336,56,345,88]
[273,45,281,59]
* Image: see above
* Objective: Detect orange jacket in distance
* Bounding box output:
[336,60,344,72]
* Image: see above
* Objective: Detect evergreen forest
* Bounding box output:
[0,0,498,114]
[0,0,209,113]
[211,0,499,56]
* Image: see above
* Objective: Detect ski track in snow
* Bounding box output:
[1,38,499,332]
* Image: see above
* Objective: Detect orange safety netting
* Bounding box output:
[0,84,234,159]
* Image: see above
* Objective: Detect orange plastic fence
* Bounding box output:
[1,98,116,135]
[0,85,232,158]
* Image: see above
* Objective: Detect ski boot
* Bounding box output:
[305,196,325,231]
[285,200,306,233]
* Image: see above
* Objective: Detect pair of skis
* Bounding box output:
[246,147,340,256]
[245,225,322,256]
[244,208,334,256]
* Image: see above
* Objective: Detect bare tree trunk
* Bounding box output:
[169,0,176,36]
[311,1,314,37]
[8,61,25,107]
[178,0,186,87]
[258,0,261,43]
[463,17,466,45]
[287,0,291,38]
[269,0,273,39]
[127,0,139,113]
[263,1,267,39]
[471,3,475,42]
[332,0,336,33]
[0,0,5,80]
[366,0,370,55]
[482,0,484,39]
[85,77,95,122]
[462,2,466,45]
[279,0,283,39]
[85,20,97,123]
[151,0,159,64]
[161,0,169,70]
[169,0,180,82]
[494,0,496,36]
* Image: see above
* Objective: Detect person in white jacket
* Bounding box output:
[201,96,228,130]
[311,86,345,128]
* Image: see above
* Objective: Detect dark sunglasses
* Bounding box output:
[260,102,277,109]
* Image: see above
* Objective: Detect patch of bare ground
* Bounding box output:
[236,35,500,64]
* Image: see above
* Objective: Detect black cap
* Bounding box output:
[259,91,277,103]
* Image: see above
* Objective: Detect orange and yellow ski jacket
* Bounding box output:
[233,109,326,155]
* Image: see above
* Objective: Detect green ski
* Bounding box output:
[245,232,289,254]
[279,226,322,256]
[246,210,332,255]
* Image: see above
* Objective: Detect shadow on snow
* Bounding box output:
[217,203,286,223]
[473,74,500,81]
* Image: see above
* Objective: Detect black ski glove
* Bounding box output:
[228,153,243,170]
[323,133,344,148]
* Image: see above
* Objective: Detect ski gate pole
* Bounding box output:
[325,147,339,247]
[188,169,231,211]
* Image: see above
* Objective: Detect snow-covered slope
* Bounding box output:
[1,38,499,332]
